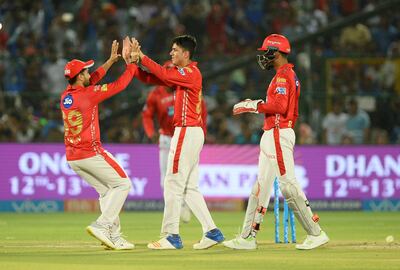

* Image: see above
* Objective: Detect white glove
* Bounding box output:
[233,99,264,115]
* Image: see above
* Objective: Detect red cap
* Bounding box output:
[258,34,291,54]
[64,59,94,79]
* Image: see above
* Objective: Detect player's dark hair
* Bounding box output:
[67,69,86,85]
[172,35,197,59]
[68,76,78,85]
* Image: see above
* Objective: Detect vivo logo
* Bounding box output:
[11,201,62,213]
[366,200,400,211]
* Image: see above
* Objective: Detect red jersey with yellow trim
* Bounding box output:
[60,64,137,161]
[142,86,175,137]
[140,56,204,127]
[257,63,300,130]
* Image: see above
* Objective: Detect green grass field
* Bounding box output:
[0,211,399,270]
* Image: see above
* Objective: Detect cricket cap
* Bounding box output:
[64,59,94,79]
[258,34,291,54]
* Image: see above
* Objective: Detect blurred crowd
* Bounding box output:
[0,0,399,145]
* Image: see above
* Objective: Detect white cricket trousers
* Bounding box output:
[68,150,131,227]
[159,134,172,188]
[161,126,216,235]
[256,128,298,204]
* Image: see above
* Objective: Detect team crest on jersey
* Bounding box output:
[62,94,73,109]
[276,87,286,94]
[178,68,186,76]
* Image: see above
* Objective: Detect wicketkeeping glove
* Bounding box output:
[232,99,264,115]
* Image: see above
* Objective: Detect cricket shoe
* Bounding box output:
[86,222,115,249]
[111,234,135,250]
[295,231,329,250]
[193,228,224,250]
[147,234,183,250]
[223,235,257,250]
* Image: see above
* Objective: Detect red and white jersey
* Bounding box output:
[257,63,300,130]
[141,85,208,138]
[142,86,175,137]
[60,64,137,161]
[140,56,204,128]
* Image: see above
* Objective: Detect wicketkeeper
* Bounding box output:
[223,34,329,250]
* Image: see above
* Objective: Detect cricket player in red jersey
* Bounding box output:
[60,38,138,250]
[142,67,208,224]
[130,35,224,250]
[223,34,329,250]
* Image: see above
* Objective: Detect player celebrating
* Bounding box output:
[223,34,329,250]
[142,62,208,223]
[131,35,224,250]
[61,38,138,250]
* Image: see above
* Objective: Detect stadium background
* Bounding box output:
[0,1,399,269]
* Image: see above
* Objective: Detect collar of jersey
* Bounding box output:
[177,61,198,69]
[277,63,294,72]
[67,85,85,91]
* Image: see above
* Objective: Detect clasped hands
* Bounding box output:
[121,37,143,65]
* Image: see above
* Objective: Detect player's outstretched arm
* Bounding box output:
[131,38,195,89]
[88,38,139,104]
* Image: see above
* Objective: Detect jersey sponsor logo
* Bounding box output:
[276,87,286,95]
[101,84,108,92]
[94,85,101,92]
[267,40,281,45]
[276,77,286,83]
[178,68,186,76]
[62,94,73,109]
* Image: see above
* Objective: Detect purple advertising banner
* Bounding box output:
[0,144,399,200]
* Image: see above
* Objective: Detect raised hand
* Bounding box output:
[122,36,132,64]
[130,38,143,63]
[108,40,121,64]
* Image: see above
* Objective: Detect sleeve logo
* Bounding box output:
[62,94,74,109]
[276,87,287,95]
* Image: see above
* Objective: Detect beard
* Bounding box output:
[83,78,90,87]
